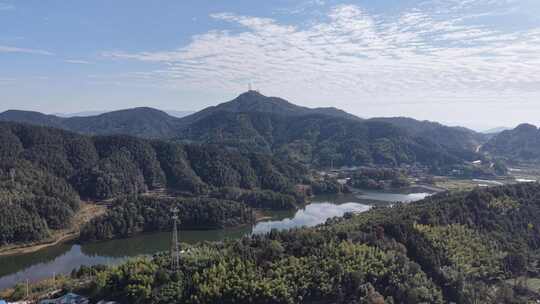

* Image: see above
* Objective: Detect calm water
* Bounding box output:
[0,190,430,290]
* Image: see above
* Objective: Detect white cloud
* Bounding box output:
[101,2,540,113]
[0,45,53,55]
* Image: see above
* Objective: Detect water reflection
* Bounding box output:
[80,227,251,258]
[355,190,431,203]
[0,245,123,290]
[0,244,72,278]
[253,202,370,234]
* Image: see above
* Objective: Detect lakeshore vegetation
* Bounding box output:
[6,182,537,304]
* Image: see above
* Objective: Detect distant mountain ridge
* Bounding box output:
[0,107,182,138]
[369,117,487,153]
[482,123,540,162]
[482,126,511,134]
[54,110,194,118]
[0,110,65,128]
[0,91,488,169]
[0,91,360,138]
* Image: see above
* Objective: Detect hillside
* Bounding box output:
[57,182,540,304]
[0,110,64,128]
[482,123,540,162]
[179,111,479,171]
[177,90,361,127]
[370,117,487,153]
[0,122,309,247]
[0,107,182,139]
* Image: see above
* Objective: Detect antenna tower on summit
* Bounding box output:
[248,82,259,93]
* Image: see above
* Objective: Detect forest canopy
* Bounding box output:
[0,122,309,246]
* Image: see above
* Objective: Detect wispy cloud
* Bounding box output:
[65,59,91,64]
[273,0,326,16]
[101,1,540,107]
[0,45,53,55]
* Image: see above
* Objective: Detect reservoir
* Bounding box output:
[0,189,431,290]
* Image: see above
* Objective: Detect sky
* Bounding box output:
[1,0,540,131]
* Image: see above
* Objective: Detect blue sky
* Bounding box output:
[1,0,539,130]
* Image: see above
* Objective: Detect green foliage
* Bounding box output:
[310,178,347,195]
[0,122,307,246]
[211,187,299,210]
[414,224,504,281]
[488,195,520,214]
[0,159,79,245]
[348,168,410,190]
[93,258,158,304]
[80,196,254,241]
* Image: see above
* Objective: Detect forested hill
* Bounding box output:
[0,107,182,139]
[176,90,362,127]
[69,182,540,304]
[0,122,308,246]
[178,110,480,170]
[482,123,540,162]
[370,117,487,153]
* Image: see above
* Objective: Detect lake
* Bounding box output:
[0,189,431,290]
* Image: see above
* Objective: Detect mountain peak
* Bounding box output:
[102,106,167,115]
[177,91,362,126]
[514,123,538,132]
[233,90,277,105]
[237,90,265,98]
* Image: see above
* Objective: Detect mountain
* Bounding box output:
[481,123,540,161]
[1,92,486,170]
[0,107,182,139]
[369,117,487,153]
[177,90,362,127]
[178,110,479,170]
[0,92,359,138]
[0,110,64,128]
[61,107,182,138]
[0,92,486,170]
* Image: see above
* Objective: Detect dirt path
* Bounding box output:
[0,202,107,257]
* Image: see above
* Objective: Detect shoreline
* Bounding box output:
[0,232,79,257]
[0,202,106,257]
[0,208,280,257]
